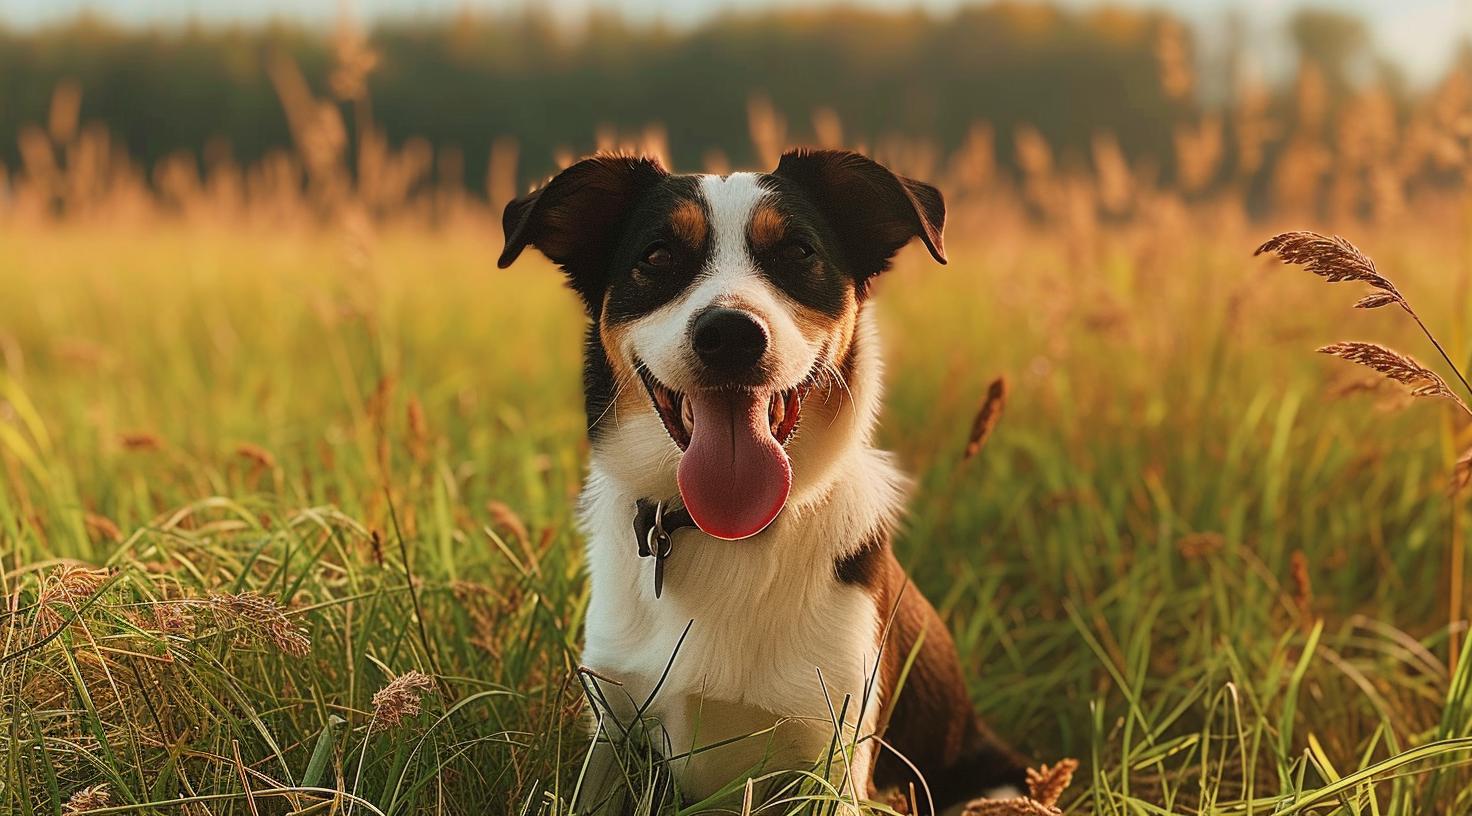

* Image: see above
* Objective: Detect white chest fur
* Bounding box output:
[578,440,906,800]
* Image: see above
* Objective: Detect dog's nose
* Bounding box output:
[691,308,768,373]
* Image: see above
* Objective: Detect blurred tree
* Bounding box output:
[1288,9,1371,95]
[0,5,1207,189]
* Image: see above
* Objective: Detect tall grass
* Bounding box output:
[3,45,1472,814]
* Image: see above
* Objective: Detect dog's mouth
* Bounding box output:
[637,363,818,540]
[637,366,812,452]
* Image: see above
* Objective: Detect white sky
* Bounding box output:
[1,0,1467,86]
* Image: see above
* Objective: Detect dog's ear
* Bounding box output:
[499,154,668,308]
[772,149,945,282]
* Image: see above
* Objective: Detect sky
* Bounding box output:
[0,0,1467,86]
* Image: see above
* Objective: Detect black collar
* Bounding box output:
[633,498,697,598]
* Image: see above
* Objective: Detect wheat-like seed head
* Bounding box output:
[371,670,437,728]
[1316,342,1465,406]
[1254,231,1404,309]
[964,376,1009,461]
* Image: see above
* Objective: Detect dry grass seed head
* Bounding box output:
[40,564,110,605]
[235,442,277,470]
[1254,231,1403,308]
[372,670,437,728]
[151,601,195,634]
[63,784,111,814]
[487,500,530,545]
[208,591,310,656]
[961,798,1060,816]
[1026,758,1079,807]
[120,431,162,450]
[962,758,1078,816]
[1290,550,1314,625]
[407,396,429,460]
[964,376,1009,461]
[1177,532,1225,560]
[1316,342,1464,407]
[81,512,122,543]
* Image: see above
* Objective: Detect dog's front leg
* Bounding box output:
[572,674,645,815]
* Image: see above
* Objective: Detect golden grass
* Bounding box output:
[5,49,1472,815]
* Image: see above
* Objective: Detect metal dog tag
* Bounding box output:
[646,501,675,598]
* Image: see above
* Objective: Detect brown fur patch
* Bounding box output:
[748,202,787,251]
[598,295,651,417]
[842,536,1030,808]
[791,304,836,346]
[670,200,708,249]
[793,292,857,373]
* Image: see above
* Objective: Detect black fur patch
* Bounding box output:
[601,176,710,325]
[769,149,946,288]
[582,323,618,437]
[746,177,855,317]
[835,532,886,586]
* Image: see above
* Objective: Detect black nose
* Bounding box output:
[691,308,768,373]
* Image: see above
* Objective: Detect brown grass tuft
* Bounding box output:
[120,431,162,451]
[487,500,530,546]
[208,591,310,656]
[82,512,122,543]
[407,396,429,461]
[371,670,436,728]
[1290,549,1314,626]
[34,564,110,640]
[962,758,1078,816]
[151,601,195,635]
[62,784,111,814]
[235,442,278,470]
[1177,532,1225,560]
[964,376,1009,461]
[39,564,111,608]
[1026,758,1079,807]
[961,797,1060,816]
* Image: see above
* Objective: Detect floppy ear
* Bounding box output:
[499,154,668,309]
[772,149,945,282]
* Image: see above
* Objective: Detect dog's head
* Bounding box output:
[500,149,944,540]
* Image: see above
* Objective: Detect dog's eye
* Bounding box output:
[780,241,815,262]
[641,244,673,268]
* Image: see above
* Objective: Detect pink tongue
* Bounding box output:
[677,390,792,540]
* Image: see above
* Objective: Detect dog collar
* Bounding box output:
[633,498,696,599]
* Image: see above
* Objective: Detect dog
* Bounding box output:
[499,149,1028,812]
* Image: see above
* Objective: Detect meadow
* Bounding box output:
[5,52,1472,815]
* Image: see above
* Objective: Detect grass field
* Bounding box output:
[3,190,1472,814]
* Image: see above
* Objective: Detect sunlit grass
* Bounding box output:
[3,213,1472,814]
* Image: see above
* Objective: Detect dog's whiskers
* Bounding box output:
[819,358,857,430]
[590,365,638,433]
